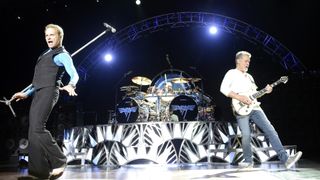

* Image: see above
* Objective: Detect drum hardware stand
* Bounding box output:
[113,70,133,123]
[189,66,208,120]
[108,109,116,124]
[156,95,163,121]
[0,97,16,117]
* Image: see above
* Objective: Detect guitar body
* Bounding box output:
[231,94,260,116]
[231,76,288,116]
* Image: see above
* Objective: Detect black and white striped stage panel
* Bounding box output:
[62,121,297,166]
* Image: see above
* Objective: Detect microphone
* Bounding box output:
[124,70,132,77]
[103,23,116,33]
[166,54,173,69]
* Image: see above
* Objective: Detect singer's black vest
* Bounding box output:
[32,47,67,90]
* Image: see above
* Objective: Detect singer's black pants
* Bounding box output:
[28,87,66,178]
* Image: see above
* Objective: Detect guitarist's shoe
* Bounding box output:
[238,162,254,169]
[285,151,302,169]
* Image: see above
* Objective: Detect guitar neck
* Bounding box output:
[251,79,284,99]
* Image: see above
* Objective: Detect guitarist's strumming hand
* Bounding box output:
[237,84,272,105]
[239,95,252,105]
[228,91,252,105]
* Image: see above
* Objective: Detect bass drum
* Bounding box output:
[116,97,149,123]
[169,95,198,121]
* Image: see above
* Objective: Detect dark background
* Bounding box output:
[1,0,319,163]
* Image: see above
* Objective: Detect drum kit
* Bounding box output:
[115,72,215,124]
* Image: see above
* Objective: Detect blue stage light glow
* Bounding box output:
[104,54,113,62]
[209,26,218,34]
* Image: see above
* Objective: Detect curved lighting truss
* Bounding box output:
[77,12,306,79]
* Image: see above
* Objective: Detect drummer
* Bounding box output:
[164,82,174,94]
[158,82,176,102]
[156,82,174,95]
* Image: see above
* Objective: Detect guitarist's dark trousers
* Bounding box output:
[27,86,66,178]
[236,110,289,163]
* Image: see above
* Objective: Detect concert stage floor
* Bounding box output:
[1,159,320,180]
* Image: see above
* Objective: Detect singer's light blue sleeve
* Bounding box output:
[54,53,79,86]
[22,84,35,96]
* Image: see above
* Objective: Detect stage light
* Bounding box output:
[136,0,141,5]
[104,53,113,62]
[209,26,218,34]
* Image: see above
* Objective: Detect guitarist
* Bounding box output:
[220,50,302,169]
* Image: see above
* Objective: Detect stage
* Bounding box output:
[60,121,297,166]
[1,159,320,180]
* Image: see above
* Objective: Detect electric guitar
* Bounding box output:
[231,76,288,116]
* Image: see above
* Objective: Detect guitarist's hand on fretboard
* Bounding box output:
[265,84,273,94]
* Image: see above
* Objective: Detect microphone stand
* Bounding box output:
[0,97,16,117]
[166,54,173,71]
[71,24,115,57]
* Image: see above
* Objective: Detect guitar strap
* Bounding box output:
[246,73,258,93]
[247,74,255,83]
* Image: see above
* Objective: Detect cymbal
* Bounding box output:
[172,77,189,84]
[132,76,152,85]
[186,78,201,82]
[120,85,139,91]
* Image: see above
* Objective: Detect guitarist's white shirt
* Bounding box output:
[220,69,262,111]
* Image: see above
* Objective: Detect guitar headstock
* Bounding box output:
[279,76,288,84]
